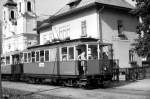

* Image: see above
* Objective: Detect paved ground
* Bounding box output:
[2,79,150,99]
[116,79,150,91]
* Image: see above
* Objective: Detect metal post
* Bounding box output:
[0,21,3,99]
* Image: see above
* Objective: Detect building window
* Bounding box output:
[81,20,87,37]
[11,10,15,19]
[129,50,136,63]
[117,20,128,40]
[36,51,40,62]
[68,47,74,60]
[40,50,44,62]
[3,11,5,20]
[45,50,49,61]
[117,20,123,35]
[61,47,67,61]
[27,1,32,12]
[19,2,21,12]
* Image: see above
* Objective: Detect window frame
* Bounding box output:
[61,47,68,61]
[68,46,75,60]
[81,20,87,37]
[6,56,10,65]
[31,51,36,63]
[117,20,124,36]
[49,48,57,62]
[45,49,50,62]
[23,52,28,63]
[10,10,15,19]
[87,44,98,60]
[28,52,31,63]
[36,50,40,62]
[19,2,21,12]
[40,50,45,62]
[27,1,32,12]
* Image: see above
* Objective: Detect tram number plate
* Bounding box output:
[39,63,44,68]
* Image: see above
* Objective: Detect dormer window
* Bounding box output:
[27,1,31,12]
[10,10,15,19]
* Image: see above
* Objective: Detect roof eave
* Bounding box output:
[50,2,134,21]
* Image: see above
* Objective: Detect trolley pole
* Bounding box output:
[0,21,3,99]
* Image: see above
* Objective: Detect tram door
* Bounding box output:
[76,44,86,75]
[12,54,20,64]
[100,44,113,73]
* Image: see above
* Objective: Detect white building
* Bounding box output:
[38,0,142,68]
[2,0,37,55]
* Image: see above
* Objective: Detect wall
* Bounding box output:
[101,8,141,68]
[51,8,98,41]
[40,29,53,45]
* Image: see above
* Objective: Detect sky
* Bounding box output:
[0,0,136,20]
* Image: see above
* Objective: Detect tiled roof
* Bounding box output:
[38,0,135,31]
[54,0,134,16]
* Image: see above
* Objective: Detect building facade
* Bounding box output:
[1,0,142,69]
[2,0,37,55]
[38,0,142,68]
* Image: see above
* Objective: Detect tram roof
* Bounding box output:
[27,38,112,49]
[1,50,21,57]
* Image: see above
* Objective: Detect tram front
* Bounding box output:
[76,41,113,86]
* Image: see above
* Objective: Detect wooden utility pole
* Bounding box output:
[0,21,3,99]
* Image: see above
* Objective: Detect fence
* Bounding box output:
[113,66,150,81]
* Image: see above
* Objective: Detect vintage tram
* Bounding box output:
[1,38,113,87]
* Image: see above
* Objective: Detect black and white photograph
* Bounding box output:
[0,0,150,99]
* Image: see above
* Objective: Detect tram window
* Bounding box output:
[31,51,35,62]
[68,47,74,60]
[49,48,56,62]
[88,45,98,60]
[45,50,49,62]
[24,53,28,63]
[40,50,44,62]
[28,52,31,62]
[36,51,40,62]
[20,53,23,63]
[61,47,67,61]
[1,57,6,65]
[6,56,10,64]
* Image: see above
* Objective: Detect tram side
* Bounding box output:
[1,54,23,80]
[1,39,114,87]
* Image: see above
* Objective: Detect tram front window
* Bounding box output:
[88,45,98,60]
[68,47,74,60]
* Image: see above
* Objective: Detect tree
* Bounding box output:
[133,0,150,59]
